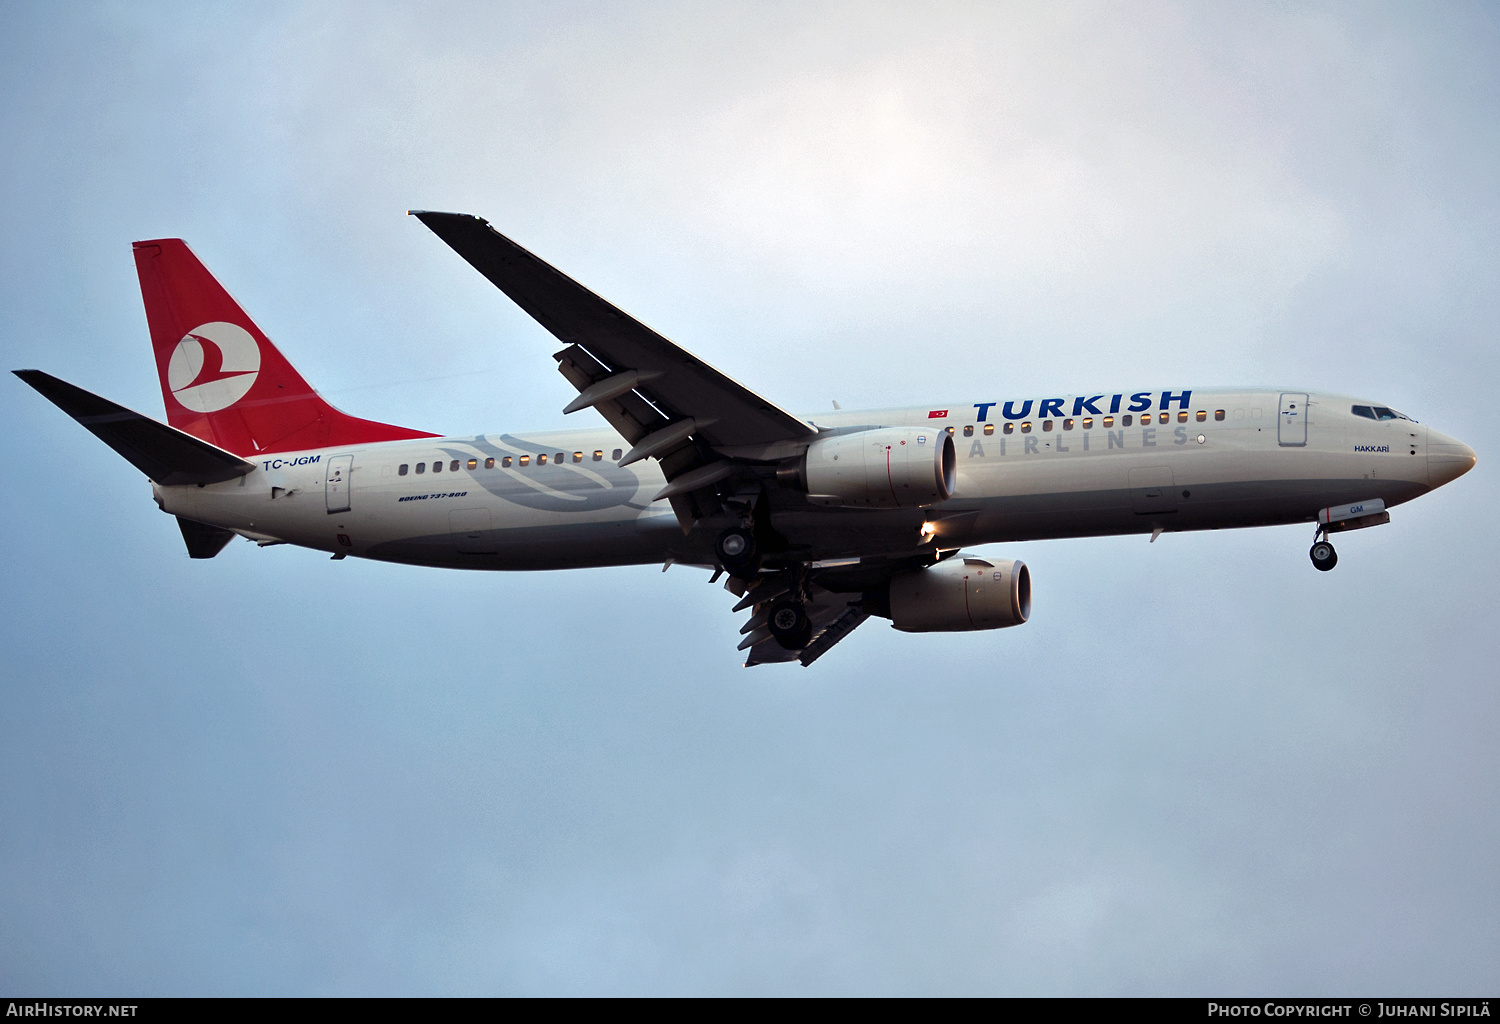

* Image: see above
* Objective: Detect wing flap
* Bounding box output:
[555,341,718,530]
[797,606,869,667]
[554,342,666,447]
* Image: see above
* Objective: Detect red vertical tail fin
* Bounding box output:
[133,238,436,456]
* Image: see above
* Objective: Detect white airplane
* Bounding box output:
[16,212,1477,666]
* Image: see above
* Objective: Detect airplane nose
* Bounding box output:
[1427,430,1477,489]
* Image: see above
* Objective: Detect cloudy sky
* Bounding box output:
[1,1,1496,995]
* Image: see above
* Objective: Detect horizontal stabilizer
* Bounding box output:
[14,370,255,485]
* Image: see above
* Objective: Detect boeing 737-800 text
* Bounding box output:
[15,212,1477,666]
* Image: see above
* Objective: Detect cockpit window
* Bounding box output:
[1355,404,1413,422]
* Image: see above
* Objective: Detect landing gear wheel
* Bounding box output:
[1310,540,1338,571]
[715,527,759,574]
[768,600,812,650]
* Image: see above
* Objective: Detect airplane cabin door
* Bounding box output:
[1278,393,1308,447]
[325,455,353,514]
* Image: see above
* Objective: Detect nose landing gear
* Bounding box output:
[1307,499,1390,571]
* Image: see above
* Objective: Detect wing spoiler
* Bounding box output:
[14,369,255,486]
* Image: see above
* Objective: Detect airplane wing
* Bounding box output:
[411,211,817,524]
[14,370,255,486]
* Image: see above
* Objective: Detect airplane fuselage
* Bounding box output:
[154,388,1474,571]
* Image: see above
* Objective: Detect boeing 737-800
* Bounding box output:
[15,211,1477,666]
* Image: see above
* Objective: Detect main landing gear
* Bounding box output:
[717,494,811,651]
[720,524,808,650]
[714,526,758,574]
[767,599,813,650]
[718,522,807,648]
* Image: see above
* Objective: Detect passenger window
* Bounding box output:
[1042,419,1054,432]
[1159,413,1170,425]
[1177,411,1188,423]
[573,452,583,462]
[1002,423,1014,435]
[537,454,547,465]
[484,457,494,469]
[983,423,994,436]
[945,426,955,436]
[467,458,477,470]
[593,450,604,461]
[432,461,442,473]
[518,456,530,466]
[1103,416,1114,427]
[451,460,460,471]
[1082,417,1093,429]
[612,448,623,461]
[1196,410,1207,422]
[1215,410,1225,421]
[1122,415,1132,426]
[556,452,565,464]
[398,464,409,476]
[502,456,513,468]
[963,425,974,437]
[1020,421,1032,433]
[415,462,425,474]
[1063,418,1074,431]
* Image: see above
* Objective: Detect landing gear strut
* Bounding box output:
[1309,536,1338,572]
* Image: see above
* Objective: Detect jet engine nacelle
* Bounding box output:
[888,557,1031,632]
[795,427,956,508]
